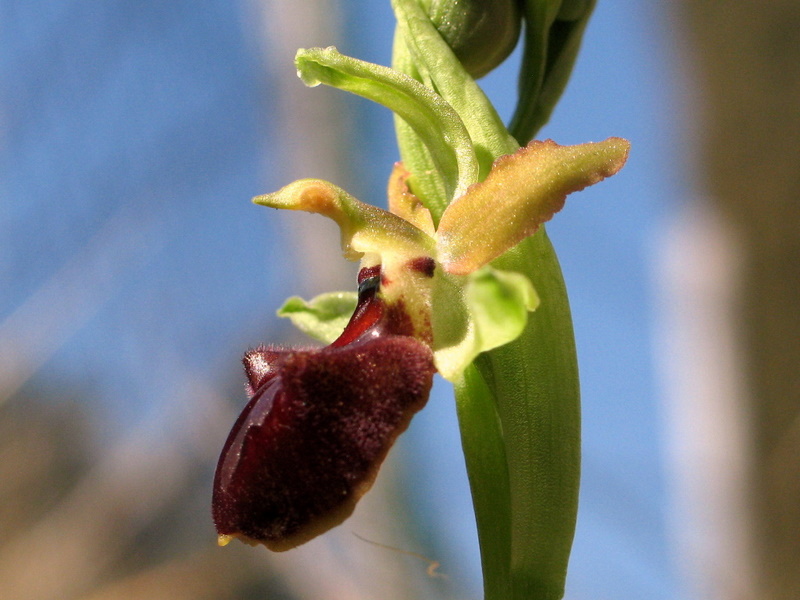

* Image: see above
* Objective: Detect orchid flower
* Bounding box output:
[213,131,627,548]
[214,1,627,599]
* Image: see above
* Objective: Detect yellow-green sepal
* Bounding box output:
[436,137,630,275]
[253,178,434,262]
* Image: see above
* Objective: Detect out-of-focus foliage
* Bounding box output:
[0,384,460,600]
[0,392,296,600]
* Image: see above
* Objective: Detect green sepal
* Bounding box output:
[256,178,437,346]
[437,137,630,275]
[454,364,512,600]
[276,292,357,344]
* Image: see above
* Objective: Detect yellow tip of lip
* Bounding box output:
[217,534,233,547]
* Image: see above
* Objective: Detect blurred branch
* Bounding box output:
[254,0,354,298]
[77,549,260,600]
[678,3,800,599]
[0,379,230,600]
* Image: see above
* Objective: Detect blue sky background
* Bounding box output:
[1,1,691,598]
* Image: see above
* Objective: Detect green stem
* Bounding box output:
[387,3,594,598]
[454,365,512,600]
[475,232,580,600]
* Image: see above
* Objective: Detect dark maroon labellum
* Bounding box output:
[212,266,435,550]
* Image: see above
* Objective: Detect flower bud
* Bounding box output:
[424,0,522,78]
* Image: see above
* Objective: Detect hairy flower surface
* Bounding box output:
[213,137,628,550]
[213,267,435,550]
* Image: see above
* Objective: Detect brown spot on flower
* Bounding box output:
[407,256,435,278]
[385,299,416,338]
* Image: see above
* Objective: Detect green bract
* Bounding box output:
[510,0,598,144]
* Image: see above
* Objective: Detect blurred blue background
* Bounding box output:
[0,1,689,598]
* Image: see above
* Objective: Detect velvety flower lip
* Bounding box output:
[212,266,435,551]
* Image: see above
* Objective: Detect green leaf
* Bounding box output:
[454,365,512,600]
[295,46,478,206]
[448,231,582,600]
[476,231,581,600]
[437,137,630,275]
[277,292,357,344]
